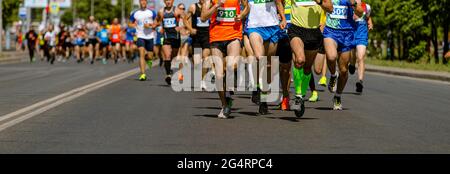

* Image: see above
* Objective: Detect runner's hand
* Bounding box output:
[235,15,243,23]
[144,23,151,29]
[279,20,287,30]
[218,0,226,6]
[191,28,198,35]
[368,23,373,31]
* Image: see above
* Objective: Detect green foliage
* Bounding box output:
[408,41,427,62]
[2,0,22,28]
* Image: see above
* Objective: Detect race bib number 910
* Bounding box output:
[217,7,237,22]
[295,0,317,6]
[329,5,348,19]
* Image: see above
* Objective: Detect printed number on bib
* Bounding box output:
[163,18,176,28]
[217,7,237,22]
[101,32,108,38]
[252,0,274,4]
[330,5,348,19]
[196,17,210,27]
[113,34,119,40]
[295,0,317,6]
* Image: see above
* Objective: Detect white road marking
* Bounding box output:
[0,61,162,132]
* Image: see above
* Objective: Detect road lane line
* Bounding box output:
[0,67,140,132]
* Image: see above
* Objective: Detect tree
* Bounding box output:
[1,0,22,29]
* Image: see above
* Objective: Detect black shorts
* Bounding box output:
[318,44,325,54]
[86,38,98,46]
[277,36,293,64]
[211,39,241,55]
[137,38,154,52]
[100,42,110,49]
[163,38,180,49]
[192,32,211,49]
[288,25,323,51]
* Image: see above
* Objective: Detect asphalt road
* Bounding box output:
[0,59,449,154]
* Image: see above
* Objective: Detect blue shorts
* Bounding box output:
[323,27,355,52]
[353,23,368,46]
[247,26,282,43]
[279,23,292,40]
[154,34,162,45]
[137,38,154,52]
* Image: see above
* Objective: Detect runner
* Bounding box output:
[287,0,332,117]
[38,30,46,61]
[349,0,372,94]
[247,0,286,115]
[97,21,110,64]
[110,18,123,64]
[124,19,137,63]
[44,24,57,64]
[86,16,100,64]
[57,23,71,62]
[129,0,157,81]
[155,0,183,85]
[277,0,293,111]
[25,27,38,63]
[201,0,249,118]
[74,25,87,63]
[154,26,164,67]
[323,0,363,110]
[176,3,190,82]
[185,0,212,89]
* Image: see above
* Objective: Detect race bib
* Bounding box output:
[101,32,108,38]
[217,7,237,22]
[196,17,210,27]
[252,0,274,4]
[112,34,119,40]
[295,0,317,6]
[163,18,176,28]
[329,5,348,19]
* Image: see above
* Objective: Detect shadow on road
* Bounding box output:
[314,107,349,111]
[194,106,241,111]
[193,114,236,119]
[266,116,318,122]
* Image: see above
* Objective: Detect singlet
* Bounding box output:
[110,24,122,43]
[291,1,323,29]
[355,3,371,25]
[247,0,279,28]
[163,7,179,39]
[86,22,98,39]
[126,27,136,41]
[192,3,210,34]
[130,9,156,40]
[210,0,242,43]
[326,0,356,30]
[75,30,85,45]
[97,28,110,43]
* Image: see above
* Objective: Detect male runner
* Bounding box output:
[97,21,110,64]
[324,0,363,110]
[155,0,183,85]
[130,0,157,81]
[247,0,286,115]
[86,16,100,64]
[201,0,249,118]
[74,25,87,63]
[124,20,137,63]
[44,25,57,64]
[110,18,122,64]
[349,0,372,94]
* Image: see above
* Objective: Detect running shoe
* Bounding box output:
[349,64,356,75]
[280,96,290,111]
[139,74,147,81]
[226,96,234,108]
[291,96,305,118]
[318,76,327,87]
[333,96,342,110]
[308,91,319,102]
[328,75,337,93]
[146,59,153,69]
[356,81,363,94]
[165,75,172,85]
[90,58,94,64]
[218,106,231,119]
[251,89,261,105]
[259,102,268,115]
[102,58,107,64]
[178,73,184,81]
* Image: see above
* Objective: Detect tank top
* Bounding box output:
[210,0,242,43]
[291,1,323,29]
[326,0,356,30]
[110,24,121,43]
[192,3,210,34]
[247,0,279,28]
[163,7,179,39]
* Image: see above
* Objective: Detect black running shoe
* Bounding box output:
[349,64,356,75]
[356,81,363,93]
[328,75,337,93]
[291,96,305,118]
[165,75,172,85]
[259,102,268,115]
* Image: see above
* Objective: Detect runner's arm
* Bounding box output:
[367,16,373,31]
[275,0,287,29]
[153,9,164,28]
[350,0,364,17]
[184,4,196,34]
[316,0,333,13]
[201,0,223,22]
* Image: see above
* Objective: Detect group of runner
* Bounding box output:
[26,0,373,119]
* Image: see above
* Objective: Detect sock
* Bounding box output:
[225,91,231,98]
[301,73,312,97]
[292,67,304,97]
[331,71,337,78]
[164,61,171,75]
[335,93,341,98]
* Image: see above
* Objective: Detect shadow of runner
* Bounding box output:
[314,107,349,111]
[194,106,241,111]
[266,116,319,122]
[193,114,236,119]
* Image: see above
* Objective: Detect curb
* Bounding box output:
[0,52,29,65]
[365,64,450,82]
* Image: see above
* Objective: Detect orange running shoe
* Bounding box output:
[281,96,290,111]
[178,73,184,81]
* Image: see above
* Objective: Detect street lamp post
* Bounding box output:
[91,0,94,17]
[121,0,125,25]
[0,0,3,53]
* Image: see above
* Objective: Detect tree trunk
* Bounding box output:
[431,22,439,64]
[444,23,449,64]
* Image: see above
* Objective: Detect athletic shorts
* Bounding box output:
[100,42,110,49]
[353,23,369,47]
[181,36,192,46]
[163,38,180,49]
[211,39,241,55]
[277,36,292,64]
[125,40,134,45]
[288,25,323,51]
[137,38,154,52]
[192,32,211,49]
[323,27,355,52]
[247,26,282,43]
[154,36,162,46]
[86,38,98,46]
